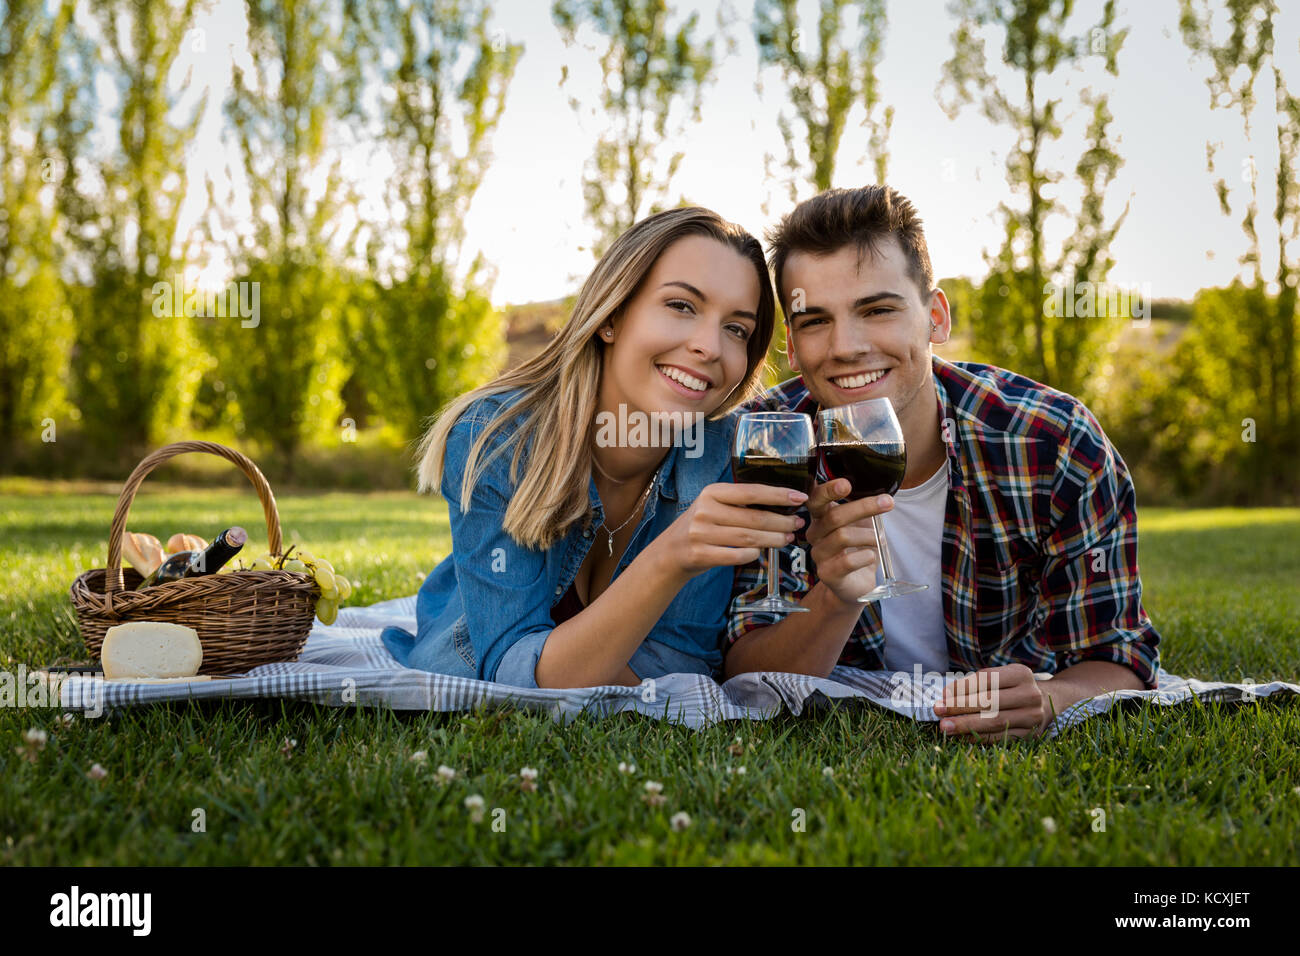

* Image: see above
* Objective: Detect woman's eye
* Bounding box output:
[667,299,695,314]
[727,324,752,340]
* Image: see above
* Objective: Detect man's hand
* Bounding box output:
[933,660,1145,744]
[804,478,894,606]
[933,664,1052,743]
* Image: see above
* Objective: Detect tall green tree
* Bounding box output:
[343,0,519,441]
[939,0,1129,401]
[212,0,357,467]
[552,0,716,257]
[0,0,78,455]
[1178,0,1299,498]
[754,0,893,200]
[60,0,207,453]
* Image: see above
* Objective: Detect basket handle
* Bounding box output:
[105,441,284,598]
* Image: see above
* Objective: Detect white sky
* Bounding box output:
[153,0,1299,306]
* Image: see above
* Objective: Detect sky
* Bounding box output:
[139,0,1300,306]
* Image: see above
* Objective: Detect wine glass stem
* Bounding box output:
[872,514,896,583]
[765,546,779,601]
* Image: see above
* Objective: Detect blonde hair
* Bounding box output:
[416,206,777,550]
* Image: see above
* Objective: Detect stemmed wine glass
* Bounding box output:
[730,412,816,616]
[817,398,928,602]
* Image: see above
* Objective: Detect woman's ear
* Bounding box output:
[600,306,624,342]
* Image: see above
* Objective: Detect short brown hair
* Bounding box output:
[766,185,934,310]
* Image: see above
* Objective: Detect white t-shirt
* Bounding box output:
[876,461,950,675]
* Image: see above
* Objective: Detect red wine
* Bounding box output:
[732,455,814,514]
[821,442,906,500]
[138,526,248,588]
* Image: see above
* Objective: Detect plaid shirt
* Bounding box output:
[726,355,1161,689]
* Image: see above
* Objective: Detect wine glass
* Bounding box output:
[817,398,928,602]
[730,412,816,616]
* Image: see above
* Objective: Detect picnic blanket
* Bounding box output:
[58,595,1300,735]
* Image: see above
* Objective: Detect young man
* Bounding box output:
[724,185,1160,742]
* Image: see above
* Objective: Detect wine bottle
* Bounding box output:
[137,527,248,588]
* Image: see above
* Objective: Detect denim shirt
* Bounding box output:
[380,389,738,686]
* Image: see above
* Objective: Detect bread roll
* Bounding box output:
[101,621,203,679]
[165,532,207,554]
[121,531,165,577]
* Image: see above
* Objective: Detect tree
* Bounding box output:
[60,0,208,453]
[939,0,1129,402]
[210,0,357,468]
[342,0,519,441]
[1178,0,1299,498]
[552,0,716,257]
[0,0,78,455]
[754,0,893,202]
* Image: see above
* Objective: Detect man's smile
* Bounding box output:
[825,366,893,396]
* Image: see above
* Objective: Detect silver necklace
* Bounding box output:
[594,465,660,557]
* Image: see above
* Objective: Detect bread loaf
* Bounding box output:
[101,621,203,679]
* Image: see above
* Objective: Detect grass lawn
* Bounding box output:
[1,481,1297,865]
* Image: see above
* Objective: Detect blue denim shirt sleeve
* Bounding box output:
[441,406,557,685]
[494,631,551,687]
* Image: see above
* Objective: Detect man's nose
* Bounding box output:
[828,318,872,361]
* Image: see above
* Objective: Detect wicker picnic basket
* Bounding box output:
[69,440,319,676]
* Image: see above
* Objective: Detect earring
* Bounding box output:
[601,328,614,340]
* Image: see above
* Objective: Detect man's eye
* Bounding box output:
[797,316,825,329]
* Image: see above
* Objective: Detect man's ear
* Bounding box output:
[927,287,952,345]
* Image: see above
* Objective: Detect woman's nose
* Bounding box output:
[687,320,725,360]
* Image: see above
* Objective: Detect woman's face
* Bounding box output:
[599,234,761,421]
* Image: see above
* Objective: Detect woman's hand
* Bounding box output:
[648,482,806,583]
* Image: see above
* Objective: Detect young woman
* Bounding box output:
[380,207,807,688]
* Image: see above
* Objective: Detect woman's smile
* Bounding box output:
[655,363,714,399]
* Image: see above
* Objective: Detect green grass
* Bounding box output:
[1,487,1297,865]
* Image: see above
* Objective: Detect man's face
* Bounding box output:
[781,237,949,427]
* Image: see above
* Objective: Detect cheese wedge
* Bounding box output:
[101,622,203,679]
[105,675,214,684]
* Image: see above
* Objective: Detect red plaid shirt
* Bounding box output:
[726,356,1162,688]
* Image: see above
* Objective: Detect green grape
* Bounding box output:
[316,598,339,625]
[250,557,273,571]
[335,575,352,601]
[283,559,309,574]
[314,565,337,594]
